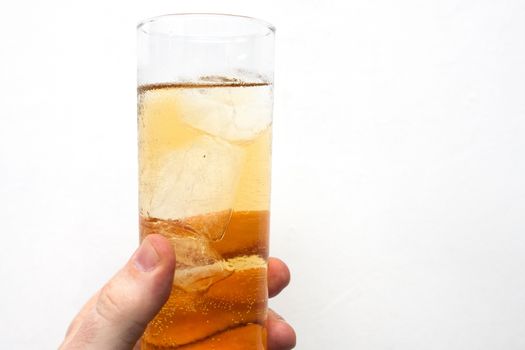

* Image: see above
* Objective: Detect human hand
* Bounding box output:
[59,234,296,350]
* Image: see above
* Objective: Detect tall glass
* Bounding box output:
[137,14,274,349]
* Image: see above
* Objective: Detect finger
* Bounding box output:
[64,291,99,338]
[132,339,142,350]
[268,258,291,298]
[267,309,296,350]
[60,234,176,350]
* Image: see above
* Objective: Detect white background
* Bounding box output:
[1,0,525,349]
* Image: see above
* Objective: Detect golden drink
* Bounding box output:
[138,81,272,349]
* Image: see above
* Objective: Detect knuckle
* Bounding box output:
[95,282,147,346]
[96,282,124,323]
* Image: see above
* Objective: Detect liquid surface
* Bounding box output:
[138,82,272,349]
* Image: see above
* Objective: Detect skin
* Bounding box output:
[60,234,296,350]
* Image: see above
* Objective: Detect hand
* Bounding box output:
[60,234,296,350]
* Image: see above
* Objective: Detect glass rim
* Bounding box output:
[137,13,275,40]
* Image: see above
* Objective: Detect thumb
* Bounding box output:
[61,234,176,350]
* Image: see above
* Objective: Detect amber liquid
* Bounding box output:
[138,82,272,349]
[140,211,268,349]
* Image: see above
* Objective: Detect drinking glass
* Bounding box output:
[137,13,275,349]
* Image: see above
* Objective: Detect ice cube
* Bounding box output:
[173,255,267,293]
[174,260,234,292]
[175,85,273,142]
[167,234,221,267]
[165,233,233,292]
[144,135,244,240]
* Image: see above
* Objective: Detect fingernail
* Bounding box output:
[133,239,160,272]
